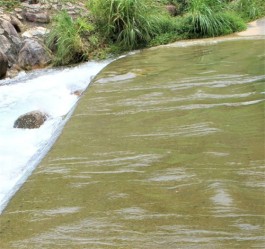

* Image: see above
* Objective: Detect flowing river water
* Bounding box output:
[0,27,264,248]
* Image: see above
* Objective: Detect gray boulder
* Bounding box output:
[18,38,51,70]
[1,19,19,37]
[0,49,8,79]
[0,16,22,65]
[14,110,48,129]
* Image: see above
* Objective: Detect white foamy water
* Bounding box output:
[0,60,110,214]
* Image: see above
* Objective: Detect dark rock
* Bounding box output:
[72,90,83,96]
[29,0,39,4]
[166,5,177,16]
[14,110,48,129]
[0,49,8,79]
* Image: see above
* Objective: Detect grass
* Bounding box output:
[229,0,265,21]
[87,0,158,50]
[45,0,263,65]
[183,0,246,37]
[45,11,88,66]
[0,0,20,10]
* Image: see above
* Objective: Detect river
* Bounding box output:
[0,25,264,248]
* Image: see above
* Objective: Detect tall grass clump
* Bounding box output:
[184,0,246,37]
[87,0,147,49]
[87,0,186,50]
[87,0,158,49]
[45,11,99,65]
[46,11,84,65]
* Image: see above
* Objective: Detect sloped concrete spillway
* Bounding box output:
[0,23,265,248]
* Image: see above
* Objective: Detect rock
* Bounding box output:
[0,34,21,65]
[0,19,19,37]
[6,64,21,79]
[0,35,11,53]
[166,5,177,16]
[0,14,24,33]
[0,0,89,79]
[0,16,23,65]
[71,90,83,96]
[29,0,39,4]
[10,15,24,33]
[13,110,48,129]
[22,26,49,39]
[18,38,51,70]
[0,49,8,79]
[24,11,50,23]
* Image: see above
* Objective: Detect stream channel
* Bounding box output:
[0,28,264,248]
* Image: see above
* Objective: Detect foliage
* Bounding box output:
[229,0,265,21]
[87,0,159,49]
[45,0,262,64]
[183,0,246,37]
[46,11,91,65]
[0,0,20,10]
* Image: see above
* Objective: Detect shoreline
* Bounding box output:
[1,17,264,81]
[160,17,265,49]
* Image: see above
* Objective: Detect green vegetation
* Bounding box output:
[87,0,184,49]
[45,11,105,65]
[183,0,246,37]
[0,0,20,10]
[45,0,265,66]
[45,11,86,66]
[230,0,265,21]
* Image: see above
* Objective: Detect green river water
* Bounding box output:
[0,38,264,248]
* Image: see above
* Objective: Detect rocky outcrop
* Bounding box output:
[18,38,51,70]
[0,0,89,78]
[0,15,23,65]
[0,13,51,75]
[0,49,8,79]
[13,110,49,129]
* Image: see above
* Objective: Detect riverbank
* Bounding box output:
[236,17,265,36]
[0,1,264,80]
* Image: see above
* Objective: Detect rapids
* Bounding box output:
[0,61,111,214]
